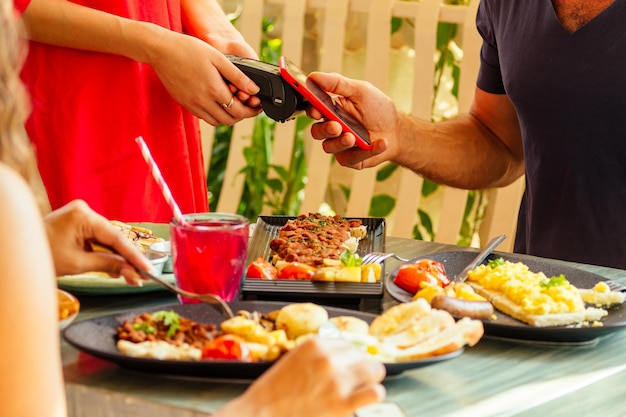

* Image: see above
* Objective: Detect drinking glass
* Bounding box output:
[170,213,249,303]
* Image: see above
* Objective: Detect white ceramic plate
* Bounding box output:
[57,222,174,295]
[57,272,176,295]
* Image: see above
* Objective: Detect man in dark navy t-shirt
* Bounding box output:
[308,0,626,269]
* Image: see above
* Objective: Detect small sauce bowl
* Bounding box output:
[58,289,80,330]
[149,241,172,273]
[146,249,169,276]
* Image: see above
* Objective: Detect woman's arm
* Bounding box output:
[20,0,261,126]
[0,164,66,417]
[181,0,257,57]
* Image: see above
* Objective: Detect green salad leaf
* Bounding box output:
[340,250,363,267]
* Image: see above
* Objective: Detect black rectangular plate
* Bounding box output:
[242,216,385,298]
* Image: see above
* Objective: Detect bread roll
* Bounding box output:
[329,316,370,335]
[275,303,329,340]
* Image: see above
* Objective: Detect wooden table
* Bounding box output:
[62,238,626,417]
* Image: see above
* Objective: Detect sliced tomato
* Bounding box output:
[201,335,252,361]
[413,259,450,287]
[277,262,317,280]
[246,257,277,280]
[393,264,440,294]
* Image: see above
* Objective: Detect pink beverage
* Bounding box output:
[170,213,249,303]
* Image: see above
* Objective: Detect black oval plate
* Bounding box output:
[63,301,462,379]
[385,251,626,343]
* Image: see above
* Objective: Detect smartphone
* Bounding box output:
[279,56,372,150]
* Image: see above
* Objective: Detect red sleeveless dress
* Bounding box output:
[19,0,209,222]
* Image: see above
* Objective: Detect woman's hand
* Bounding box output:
[147,30,262,126]
[44,200,152,285]
[216,337,386,417]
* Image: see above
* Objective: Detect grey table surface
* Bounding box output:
[61,237,626,417]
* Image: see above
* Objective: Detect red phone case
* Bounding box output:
[279,56,372,150]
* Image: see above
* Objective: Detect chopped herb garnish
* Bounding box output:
[487,258,506,268]
[540,274,568,288]
[132,322,155,334]
[151,310,181,338]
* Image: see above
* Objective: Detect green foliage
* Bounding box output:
[264,115,311,215]
[238,114,274,218]
[376,163,398,182]
[207,125,233,211]
[369,194,395,218]
[418,208,435,241]
[208,16,309,220]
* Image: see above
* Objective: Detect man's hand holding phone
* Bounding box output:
[279,57,373,150]
[302,69,400,171]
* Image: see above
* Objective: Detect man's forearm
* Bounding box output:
[393,113,524,189]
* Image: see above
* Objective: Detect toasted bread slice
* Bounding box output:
[468,283,607,327]
[381,309,456,349]
[369,298,432,337]
[109,220,164,250]
[392,317,484,361]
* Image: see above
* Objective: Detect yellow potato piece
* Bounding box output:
[312,267,339,282]
[334,266,362,282]
[361,263,382,282]
[413,282,444,303]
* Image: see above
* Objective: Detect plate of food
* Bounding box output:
[63,299,483,379]
[385,251,626,343]
[58,289,80,330]
[242,214,386,299]
[57,222,175,295]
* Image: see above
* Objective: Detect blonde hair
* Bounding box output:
[0,0,50,213]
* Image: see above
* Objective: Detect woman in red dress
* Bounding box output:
[16,0,261,222]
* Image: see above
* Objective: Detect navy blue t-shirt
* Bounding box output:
[475,0,626,268]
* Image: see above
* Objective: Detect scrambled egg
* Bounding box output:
[467,261,586,315]
[579,281,626,307]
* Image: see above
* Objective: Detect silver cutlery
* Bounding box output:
[135,268,235,318]
[361,252,410,264]
[604,279,626,292]
[452,234,506,283]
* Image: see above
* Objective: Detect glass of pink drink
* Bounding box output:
[170,213,249,303]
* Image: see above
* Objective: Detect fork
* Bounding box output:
[135,268,235,318]
[361,252,410,264]
[605,279,626,292]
